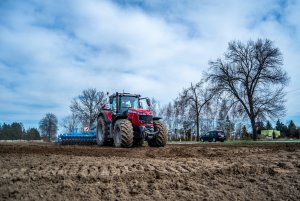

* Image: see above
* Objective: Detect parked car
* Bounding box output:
[200,130,226,142]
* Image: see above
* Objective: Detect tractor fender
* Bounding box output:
[112,115,128,124]
[153,116,162,121]
[97,111,111,123]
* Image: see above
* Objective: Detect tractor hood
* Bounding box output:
[128,108,153,115]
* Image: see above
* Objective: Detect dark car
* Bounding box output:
[200,130,226,142]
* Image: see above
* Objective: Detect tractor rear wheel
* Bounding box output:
[96,117,107,146]
[148,121,168,147]
[113,119,133,147]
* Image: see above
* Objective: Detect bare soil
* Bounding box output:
[0,142,300,201]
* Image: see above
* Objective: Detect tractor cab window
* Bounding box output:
[120,96,139,114]
[139,99,150,109]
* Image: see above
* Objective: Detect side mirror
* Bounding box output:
[146,98,151,107]
[109,97,113,104]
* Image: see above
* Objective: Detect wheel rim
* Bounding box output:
[114,128,121,146]
[97,125,102,142]
[213,138,216,142]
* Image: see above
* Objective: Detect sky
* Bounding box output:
[1,0,300,130]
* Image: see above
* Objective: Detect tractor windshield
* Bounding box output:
[120,96,140,113]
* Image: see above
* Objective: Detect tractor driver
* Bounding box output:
[120,96,139,114]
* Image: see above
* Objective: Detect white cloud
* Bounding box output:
[0,0,300,128]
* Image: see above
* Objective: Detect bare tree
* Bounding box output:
[159,102,175,130]
[70,88,106,128]
[60,114,80,133]
[39,113,58,141]
[179,80,215,141]
[149,97,160,116]
[165,102,175,131]
[207,39,289,140]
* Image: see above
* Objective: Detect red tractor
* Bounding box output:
[96,92,168,147]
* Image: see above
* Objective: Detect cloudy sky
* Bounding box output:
[1,0,300,129]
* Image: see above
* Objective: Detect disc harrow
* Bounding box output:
[58,129,97,145]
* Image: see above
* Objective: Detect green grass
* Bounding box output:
[222,139,300,145]
[168,139,300,145]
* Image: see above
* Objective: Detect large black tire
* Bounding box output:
[96,117,107,146]
[148,121,168,147]
[113,119,133,148]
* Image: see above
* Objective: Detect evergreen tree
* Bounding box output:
[10,122,24,140]
[1,123,9,140]
[288,120,296,138]
[266,121,273,130]
[241,125,248,139]
[281,124,288,137]
[26,128,41,140]
[0,124,2,140]
[275,119,282,131]
[0,122,24,140]
[275,119,288,137]
[295,128,300,139]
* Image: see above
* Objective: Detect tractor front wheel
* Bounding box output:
[148,121,168,147]
[113,119,133,148]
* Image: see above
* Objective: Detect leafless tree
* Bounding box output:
[60,113,80,133]
[39,113,58,141]
[158,102,177,140]
[179,80,215,141]
[207,39,289,140]
[70,88,106,128]
[165,102,175,130]
[149,97,160,116]
[171,97,191,140]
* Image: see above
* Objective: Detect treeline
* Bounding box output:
[0,122,41,140]
[153,38,290,141]
[272,120,300,138]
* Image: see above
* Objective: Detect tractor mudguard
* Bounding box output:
[98,111,112,123]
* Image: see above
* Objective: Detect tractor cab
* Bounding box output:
[109,93,151,115]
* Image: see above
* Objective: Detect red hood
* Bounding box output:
[128,108,153,115]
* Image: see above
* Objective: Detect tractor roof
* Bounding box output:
[110,92,141,98]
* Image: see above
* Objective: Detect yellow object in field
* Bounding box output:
[261,130,280,137]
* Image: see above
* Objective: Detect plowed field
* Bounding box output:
[0,142,300,200]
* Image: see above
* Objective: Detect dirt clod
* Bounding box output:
[0,142,300,200]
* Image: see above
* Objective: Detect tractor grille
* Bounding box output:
[139,115,153,124]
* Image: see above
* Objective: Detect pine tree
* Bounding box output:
[26,128,41,140]
[275,119,282,131]
[241,125,248,139]
[288,120,296,138]
[266,121,273,130]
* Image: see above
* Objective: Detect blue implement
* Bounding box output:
[58,128,97,145]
